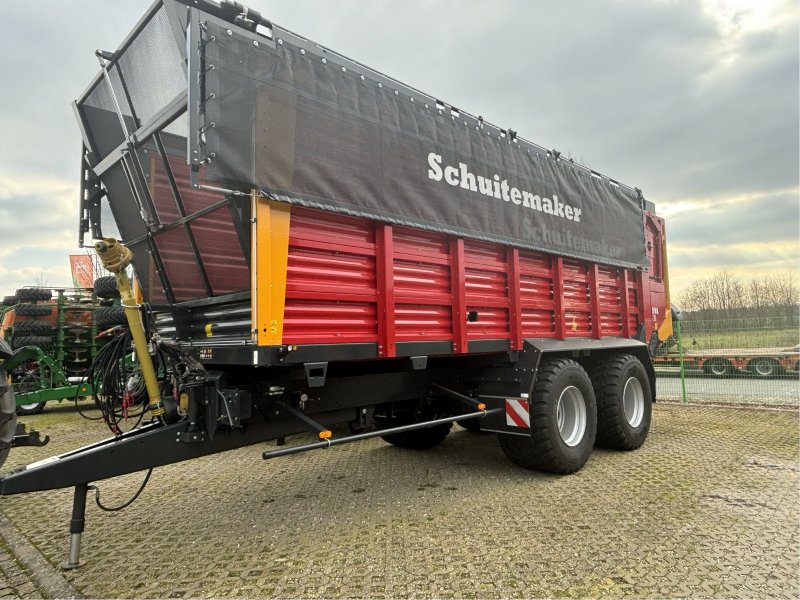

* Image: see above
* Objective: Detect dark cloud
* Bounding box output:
[668,241,797,269]
[0,0,797,297]
[667,190,800,246]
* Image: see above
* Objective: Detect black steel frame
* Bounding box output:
[74,0,250,305]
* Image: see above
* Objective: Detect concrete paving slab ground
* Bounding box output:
[0,399,797,599]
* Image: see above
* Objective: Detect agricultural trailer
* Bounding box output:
[0,0,673,569]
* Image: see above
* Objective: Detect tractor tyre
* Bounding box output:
[14,288,51,302]
[93,276,120,299]
[0,367,17,470]
[94,306,128,330]
[15,304,52,317]
[11,336,53,350]
[13,320,53,336]
[590,354,652,451]
[2,296,17,306]
[498,358,597,474]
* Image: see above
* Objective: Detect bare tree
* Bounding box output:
[708,270,745,316]
[681,270,799,319]
[680,279,712,313]
[763,272,798,308]
[747,278,767,310]
[680,270,743,315]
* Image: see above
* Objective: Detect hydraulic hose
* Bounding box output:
[94,238,164,418]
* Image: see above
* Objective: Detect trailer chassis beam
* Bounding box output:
[0,406,351,497]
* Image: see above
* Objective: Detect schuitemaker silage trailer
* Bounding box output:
[0,0,673,567]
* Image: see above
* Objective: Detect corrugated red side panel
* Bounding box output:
[627,284,641,334]
[463,240,509,340]
[519,251,556,337]
[597,266,622,336]
[280,206,651,350]
[393,227,452,342]
[282,209,377,344]
[562,259,592,337]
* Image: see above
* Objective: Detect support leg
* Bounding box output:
[61,483,88,570]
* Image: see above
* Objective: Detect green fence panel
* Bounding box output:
[655,318,799,407]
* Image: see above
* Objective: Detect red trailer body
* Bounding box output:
[280,207,668,351]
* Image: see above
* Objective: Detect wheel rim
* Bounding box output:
[556,385,586,447]
[754,360,772,376]
[18,402,41,411]
[710,361,727,375]
[622,376,645,428]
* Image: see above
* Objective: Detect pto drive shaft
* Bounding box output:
[94,238,163,417]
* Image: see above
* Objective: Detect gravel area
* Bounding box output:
[0,399,797,598]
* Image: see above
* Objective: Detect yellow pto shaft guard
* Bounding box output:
[94,238,164,417]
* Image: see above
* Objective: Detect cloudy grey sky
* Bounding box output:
[0,0,797,298]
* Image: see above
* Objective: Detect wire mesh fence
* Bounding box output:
[655,316,800,407]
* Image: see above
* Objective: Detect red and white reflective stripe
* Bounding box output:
[505,399,530,428]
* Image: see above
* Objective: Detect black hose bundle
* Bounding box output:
[77,303,205,435]
[80,329,148,434]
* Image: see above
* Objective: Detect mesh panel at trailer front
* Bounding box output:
[116,6,186,124]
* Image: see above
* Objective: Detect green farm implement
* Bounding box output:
[0,283,125,414]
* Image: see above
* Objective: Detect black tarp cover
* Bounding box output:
[200,18,647,268]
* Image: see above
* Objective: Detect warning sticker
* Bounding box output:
[505,399,530,428]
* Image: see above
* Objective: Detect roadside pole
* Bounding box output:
[677,320,688,403]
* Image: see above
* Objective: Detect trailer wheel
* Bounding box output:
[498,358,597,474]
[748,357,780,378]
[14,304,52,317]
[94,276,120,299]
[0,367,17,469]
[16,401,47,416]
[13,362,47,415]
[590,354,652,451]
[376,404,452,450]
[704,358,732,377]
